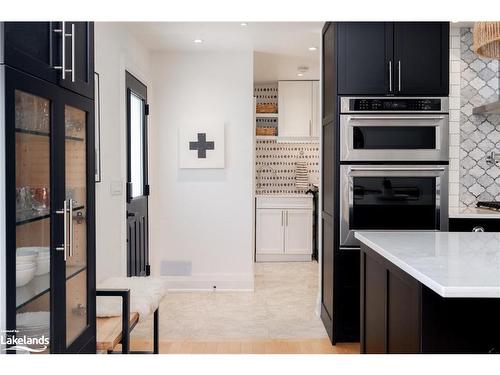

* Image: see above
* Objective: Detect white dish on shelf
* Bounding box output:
[16,249,38,264]
[35,258,50,276]
[16,263,37,287]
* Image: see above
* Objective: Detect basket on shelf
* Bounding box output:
[256,127,277,136]
[256,103,278,114]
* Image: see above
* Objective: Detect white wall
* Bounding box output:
[254,52,319,83]
[149,50,255,290]
[94,23,151,282]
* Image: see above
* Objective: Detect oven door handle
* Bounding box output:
[347,115,445,121]
[350,167,445,172]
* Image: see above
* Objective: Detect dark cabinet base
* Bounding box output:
[361,244,500,354]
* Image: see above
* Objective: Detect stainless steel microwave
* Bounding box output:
[340,97,449,162]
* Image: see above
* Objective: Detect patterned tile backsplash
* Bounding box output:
[459,28,500,207]
[255,139,320,194]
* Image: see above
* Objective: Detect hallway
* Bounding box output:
[130,262,359,353]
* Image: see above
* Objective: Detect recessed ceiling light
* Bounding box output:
[451,20,459,23]
[297,73,304,77]
[193,38,203,44]
[308,46,318,51]
[240,22,248,27]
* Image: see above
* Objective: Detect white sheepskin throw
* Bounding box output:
[96,277,168,321]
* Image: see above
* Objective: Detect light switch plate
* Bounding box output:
[110,181,123,196]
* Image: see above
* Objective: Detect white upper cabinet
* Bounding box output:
[278,80,319,138]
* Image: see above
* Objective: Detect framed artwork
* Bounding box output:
[178,125,225,169]
[94,72,102,182]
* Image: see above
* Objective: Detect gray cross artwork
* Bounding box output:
[189,133,215,159]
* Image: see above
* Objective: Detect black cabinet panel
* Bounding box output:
[362,252,386,353]
[334,249,360,342]
[449,218,500,232]
[322,23,336,123]
[387,270,421,353]
[3,22,58,84]
[337,22,393,95]
[394,22,449,96]
[59,22,94,99]
[321,213,334,322]
[322,123,335,216]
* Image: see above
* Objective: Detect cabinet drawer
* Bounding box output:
[256,196,313,209]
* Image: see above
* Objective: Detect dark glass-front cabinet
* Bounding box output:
[3,22,94,99]
[337,22,449,96]
[4,63,95,353]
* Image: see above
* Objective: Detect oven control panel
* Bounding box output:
[344,98,446,112]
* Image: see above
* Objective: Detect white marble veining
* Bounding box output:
[449,206,500,219]
[355,231,500,298]
[131,262,327,340]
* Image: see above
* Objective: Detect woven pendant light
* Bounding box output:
[473,21,500,59]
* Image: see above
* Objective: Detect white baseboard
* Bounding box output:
[162,273,255,291]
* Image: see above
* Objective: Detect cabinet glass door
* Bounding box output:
[64,105,88,346]
[14,90,52,353]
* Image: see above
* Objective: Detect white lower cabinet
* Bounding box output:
[285,209,313,254]
[256,209,285,254]
[256,196,313,262]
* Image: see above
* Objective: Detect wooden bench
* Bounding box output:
[96,289,159,354]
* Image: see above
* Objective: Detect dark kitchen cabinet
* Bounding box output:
[336,22,449,96]
[361,243,500,354]
[3,22,59,85]
[2,22,94,99]
[394,23,449,96]
[3,43,95,353]
[337,22,393,95]
[59,22,94,99]
[449,217,500,232]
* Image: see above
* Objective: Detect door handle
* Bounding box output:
[398,60,402,92]
[281,211,283,226]
[70,23,75,82]
[127,212,136,218]
[286,211,289,226]
[69,198,74,258]
[56,200,68,261]
[348,116,445,121]
[53,23,66,80]
[350,167,445,172]
[388,60,392,92]
[53,22,73,80]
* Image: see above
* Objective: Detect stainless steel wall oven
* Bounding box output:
[339,97,449,249]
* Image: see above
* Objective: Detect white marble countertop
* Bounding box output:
[355,231,500,298]
[449,206,500,219]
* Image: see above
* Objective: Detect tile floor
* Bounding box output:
[132,262,328,341]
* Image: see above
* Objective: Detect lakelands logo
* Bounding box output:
[1,330,49,353]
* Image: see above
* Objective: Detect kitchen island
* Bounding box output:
[355,231,500,354]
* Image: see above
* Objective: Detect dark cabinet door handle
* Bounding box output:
[127,212,135,218]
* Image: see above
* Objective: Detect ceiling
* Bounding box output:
[123,22,323,57]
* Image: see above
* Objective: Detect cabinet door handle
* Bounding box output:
[309,119,312,136]
[53,23,66,80]
[398,60,402,92]
[286,211,289,226]
[56,200,68,261]
[388,60,392,92]
[69,198,74,257]
[281,211,284,226]
[70,23,75,82]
